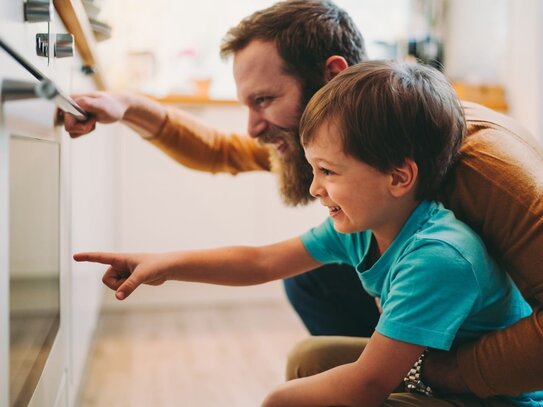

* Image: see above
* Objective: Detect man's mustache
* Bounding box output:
[257,126,296,145]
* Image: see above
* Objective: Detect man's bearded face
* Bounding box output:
[257,125,314,207]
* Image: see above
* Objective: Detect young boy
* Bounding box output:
[74,61,542,406]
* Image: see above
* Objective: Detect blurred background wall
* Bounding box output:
[80,0,543,309]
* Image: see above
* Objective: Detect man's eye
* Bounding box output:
[255,96,271,106]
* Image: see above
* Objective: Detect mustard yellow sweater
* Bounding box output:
[149,101,543,398]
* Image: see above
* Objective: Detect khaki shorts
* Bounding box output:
[286,336,513,407]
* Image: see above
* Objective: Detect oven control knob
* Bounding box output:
[54,34,74,58]
[24,0,52,23]
[36,33,49,57]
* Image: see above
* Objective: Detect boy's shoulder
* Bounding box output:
[407,201,487,264]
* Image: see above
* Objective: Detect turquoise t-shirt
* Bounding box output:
[301,200,543,406]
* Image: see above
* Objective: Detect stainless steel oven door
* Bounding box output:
[8,131,61,407]
[0,94,69,407]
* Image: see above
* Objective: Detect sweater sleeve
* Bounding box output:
[441,102,543,397]
[146,106,272,174]
[457,309,543,397]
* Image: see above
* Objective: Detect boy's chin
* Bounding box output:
[331,220,355,234]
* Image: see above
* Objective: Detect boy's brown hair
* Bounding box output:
[220,0,367,103]
[300,60,466,200]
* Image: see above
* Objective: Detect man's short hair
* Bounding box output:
[300,60,466,200]
[220,0,367,101]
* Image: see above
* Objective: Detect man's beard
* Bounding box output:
[258,126,314,207]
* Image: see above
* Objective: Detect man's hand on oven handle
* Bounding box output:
[64,92,128,138]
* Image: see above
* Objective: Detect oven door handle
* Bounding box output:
[1,79,88,121]
[35,79,88,120]
[0,38,89,120]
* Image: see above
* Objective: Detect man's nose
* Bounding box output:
[247,110,267,138]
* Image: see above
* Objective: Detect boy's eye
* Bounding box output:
[319,167,333,176]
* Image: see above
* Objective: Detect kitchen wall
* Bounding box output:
[444,0,543,141]
[98,0,412,97]
[504,0,543,140]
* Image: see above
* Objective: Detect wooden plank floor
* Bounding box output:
[78,301,307,407]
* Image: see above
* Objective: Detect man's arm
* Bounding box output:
[457,310,543,397]
[262,332,425,407]
[429,102,543,397]
[74,237,320,300]
[64,92,272,174]
[424,310,543,397]
[64,92,166,138]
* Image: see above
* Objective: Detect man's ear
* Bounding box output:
[389,159,418,198]
[324,56,349,82]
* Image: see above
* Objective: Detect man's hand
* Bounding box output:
[423,349,470,394]
[64,92,128,138]
[73,251,169,300]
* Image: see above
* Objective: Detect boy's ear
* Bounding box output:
[389,159,418,197]
[324,56,349,82]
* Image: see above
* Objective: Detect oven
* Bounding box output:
[0,1,77,406]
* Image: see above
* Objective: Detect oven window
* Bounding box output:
[9,135,60,407]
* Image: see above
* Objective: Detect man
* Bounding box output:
[65,0,543,402]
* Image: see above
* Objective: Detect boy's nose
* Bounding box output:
[309,177,323,198]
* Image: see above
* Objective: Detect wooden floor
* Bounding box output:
[78,301,307,407]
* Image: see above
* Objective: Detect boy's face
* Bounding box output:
[304,121,395,235]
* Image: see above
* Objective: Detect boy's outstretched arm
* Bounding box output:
[262,332,425,407]
[73,237,320,300]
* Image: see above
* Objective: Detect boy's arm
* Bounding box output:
[74,237,320,300]
[262,332,424,407]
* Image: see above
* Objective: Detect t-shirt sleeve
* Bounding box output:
[300,218,358,266]
[377,239,480,351]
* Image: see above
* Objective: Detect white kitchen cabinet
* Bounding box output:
[0,2,115,407]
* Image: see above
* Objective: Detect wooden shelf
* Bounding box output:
[453,82,508,112]
[53,0,108,90]
[148,94,240,106]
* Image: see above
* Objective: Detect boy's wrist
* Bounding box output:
[403,350,434,396]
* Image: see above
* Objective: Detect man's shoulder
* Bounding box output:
[455,101,543,201]
[461,101,538,148]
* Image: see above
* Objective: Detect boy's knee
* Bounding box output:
[286,336,366,381]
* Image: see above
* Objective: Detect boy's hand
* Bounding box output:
[73,252,168,300]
